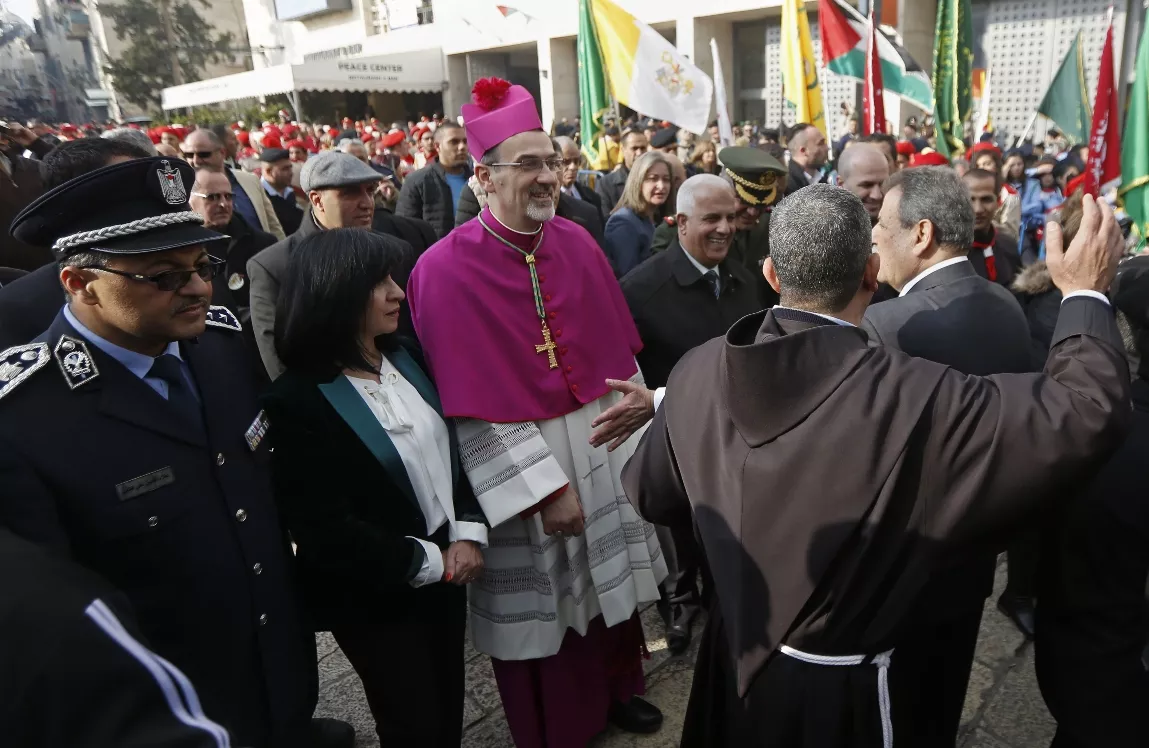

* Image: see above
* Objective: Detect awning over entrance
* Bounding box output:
[161,48,445,110]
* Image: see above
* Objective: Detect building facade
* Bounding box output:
[194,0,1134,143]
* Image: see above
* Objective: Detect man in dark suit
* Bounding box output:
[864,165,1034,747]
[1036,255,1149,748]
[259,148,304,235]
[0,138,154,350]
[783,122,829,195]
[0,157,348,748]
[620,175,763,654]
[556,136,605,216]
[622,184,1129,747]
[595,129,649,219]
[248,151,415,380]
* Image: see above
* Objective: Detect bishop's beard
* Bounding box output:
[526,200,556,222]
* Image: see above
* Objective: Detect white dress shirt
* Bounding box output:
[347,356,487,588]
[898,256,970,296]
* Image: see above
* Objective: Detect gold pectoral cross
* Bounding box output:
[535,321,559,369]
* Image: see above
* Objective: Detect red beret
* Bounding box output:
[382,130,406,148]
[966,141,1003,162]
[895,140,917,156]
[1065,172,1087,197]
[285,138,306,150]
[281,124,298,136]
[146,128,162,144]
[909,151,950,168]
[262,133,282,149]
[235,130,250,145]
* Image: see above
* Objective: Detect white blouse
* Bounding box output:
[346,356,487,587]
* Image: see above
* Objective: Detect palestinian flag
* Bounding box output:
[818,0,933,112]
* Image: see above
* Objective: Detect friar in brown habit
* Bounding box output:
[619,185,1131,748]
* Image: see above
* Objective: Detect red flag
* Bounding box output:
[862,9,886,135]
[1084,11,1120,196]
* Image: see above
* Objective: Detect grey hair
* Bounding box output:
[883,166,974,252]
[769,184,873,312]
[676,174,732,217]
[553,135,577,152]
[338,139,367,154]
[101,128,158,156]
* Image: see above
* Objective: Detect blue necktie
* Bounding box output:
[705,270,721,298]
[148,354,205,434]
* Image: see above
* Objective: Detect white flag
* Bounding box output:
[710,38,733,146]
[591,0,714,134]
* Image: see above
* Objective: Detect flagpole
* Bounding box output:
[1015,109,1039,147]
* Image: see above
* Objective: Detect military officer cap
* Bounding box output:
[719,146,787,208]
[650,128,678,150]
[259,147,290,163]
[11,157,225,261]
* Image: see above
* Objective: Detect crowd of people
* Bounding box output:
[0,74,1145,748]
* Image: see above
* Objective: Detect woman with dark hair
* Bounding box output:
[263,227,487,747]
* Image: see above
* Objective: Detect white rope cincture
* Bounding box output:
[779,644,895,748]
[52,211,205,252]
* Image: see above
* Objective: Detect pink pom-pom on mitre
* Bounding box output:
[471,77,513,111]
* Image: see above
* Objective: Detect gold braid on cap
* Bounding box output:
[725,168,779,207]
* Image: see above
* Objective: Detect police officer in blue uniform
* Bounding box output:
[0,157,350,748]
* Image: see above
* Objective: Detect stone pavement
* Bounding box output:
[314,555,1055,747]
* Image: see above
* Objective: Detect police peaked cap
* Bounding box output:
[11,157,225,260]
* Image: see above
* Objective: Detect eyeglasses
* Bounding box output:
[181,150,217,160]
[561,157,580,167]
[190,191,233,203]
[487,156,563,174]
[82,258,224,292]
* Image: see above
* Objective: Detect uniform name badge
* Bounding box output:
[245,409,270,451]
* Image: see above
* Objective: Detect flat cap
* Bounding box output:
[718,146,786,207]
[650,128,678,149]
[300,151,382,192]
[259,147,290,163]
[11,157,224,259]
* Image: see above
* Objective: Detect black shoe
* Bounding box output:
[655,596,673,629]
[997,594,1036,639]
[608,696,663,734]
[666,603,698,655]
[309,717,355,748]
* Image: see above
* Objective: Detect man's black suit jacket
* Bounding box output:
[621,238,763,389]
[594,167,628,221]
[861,258,1035,736]
[373,208,438,259]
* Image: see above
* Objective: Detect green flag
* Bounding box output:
[1120,25,1149,241]
[1037,32,1092,144]
[931,0,973,158]
[577,0,610,168]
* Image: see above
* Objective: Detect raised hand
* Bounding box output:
[1046,193,1125,295]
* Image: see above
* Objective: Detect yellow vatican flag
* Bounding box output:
[780,0,826,136]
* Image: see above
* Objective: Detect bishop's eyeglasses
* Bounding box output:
[486,156,564,174]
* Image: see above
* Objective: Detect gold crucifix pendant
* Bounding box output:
[535,321,559,369]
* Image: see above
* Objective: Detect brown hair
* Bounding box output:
[614,150,673,215]
[688,140,716,168]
